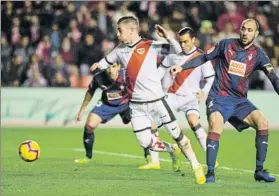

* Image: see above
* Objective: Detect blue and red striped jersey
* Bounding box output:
[205,38,271,98]
[88,68,129,106]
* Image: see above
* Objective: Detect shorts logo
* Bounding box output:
[208,101,213,108]
[136,48,145,55]
[228,60,246,77]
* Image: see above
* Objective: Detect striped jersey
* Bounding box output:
[98,38,181,102]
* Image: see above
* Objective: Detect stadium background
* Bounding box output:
[1,1,279,89]
[1,1,279,128]
[1,2,279,196]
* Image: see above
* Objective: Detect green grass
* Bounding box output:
[1,127,279,196]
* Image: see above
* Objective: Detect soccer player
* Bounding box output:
[74,64,131,163]
[74,64,180,170]
[90,16,206,184]
[160,27,215,156]
[149,27,219,169]
[171,18,278,183]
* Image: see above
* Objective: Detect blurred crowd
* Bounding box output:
[1,1,279,90]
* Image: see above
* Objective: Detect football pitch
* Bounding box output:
[1,127,279,196]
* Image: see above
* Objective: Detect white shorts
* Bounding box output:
[165,93,200,116]
[129,98,176,132]
[152,93,200,127]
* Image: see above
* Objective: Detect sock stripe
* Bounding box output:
[208,132,220,141]
[257,129,268,136]
[190,124,202,132]
[85,124,95,132]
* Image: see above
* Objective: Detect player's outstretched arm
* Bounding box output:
[90,63,101,72]
[90,46,119,72]
[263,67,279,95]
[76,91,93,122]
[154,24,181,55]
[179,40,226,71]
[169,54,207,75]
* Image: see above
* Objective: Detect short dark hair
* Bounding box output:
[117,16,139,25]
[178,27,195,38]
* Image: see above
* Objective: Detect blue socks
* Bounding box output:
[206,132,220,172]
[255,130,268,171]
[83,124,95,159]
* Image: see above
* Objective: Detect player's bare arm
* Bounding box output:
[90,63,101,72]
[76,91,93,122]
[155,24,171,40]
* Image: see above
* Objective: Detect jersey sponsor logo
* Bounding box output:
[136,48,145,55]
[228,60,246,77]
[106,92,122,100]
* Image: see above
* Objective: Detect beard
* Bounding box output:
[240,34,255,47]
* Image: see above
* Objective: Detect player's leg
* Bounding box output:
[243,109,276,182]
[186,111,219,168]
[205,97,234,183]
[154,98,205,184]
[186,112,207,151]
[75,103,118,163]
[141,124,160,166]
[130,103,179,170]
[205,111,224,182]
[83,113,102,158]
[144,124,181,172]
[118,104,160,169]
[75,113,103,163]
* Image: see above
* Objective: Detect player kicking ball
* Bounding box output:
[171,18,278,183]
[74,64,181,171]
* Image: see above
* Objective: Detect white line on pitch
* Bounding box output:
[73,148,279,177]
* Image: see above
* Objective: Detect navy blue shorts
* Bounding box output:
[206,96,258,131]
[91,102,131,124]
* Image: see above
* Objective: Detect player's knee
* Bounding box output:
[256,117,269,130]
[208,117,223,134]
[85,124,96,133]
[187,114,199,128]
[139,138,152,148]
[176,134,190,147]
[135,129,152,148]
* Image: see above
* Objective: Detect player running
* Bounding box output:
[171,18,278,183]
[74,64,131,163]
[74,64,180,170]
[162,27,215,156]
[148,27,219,169]
[90,16,206,184]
